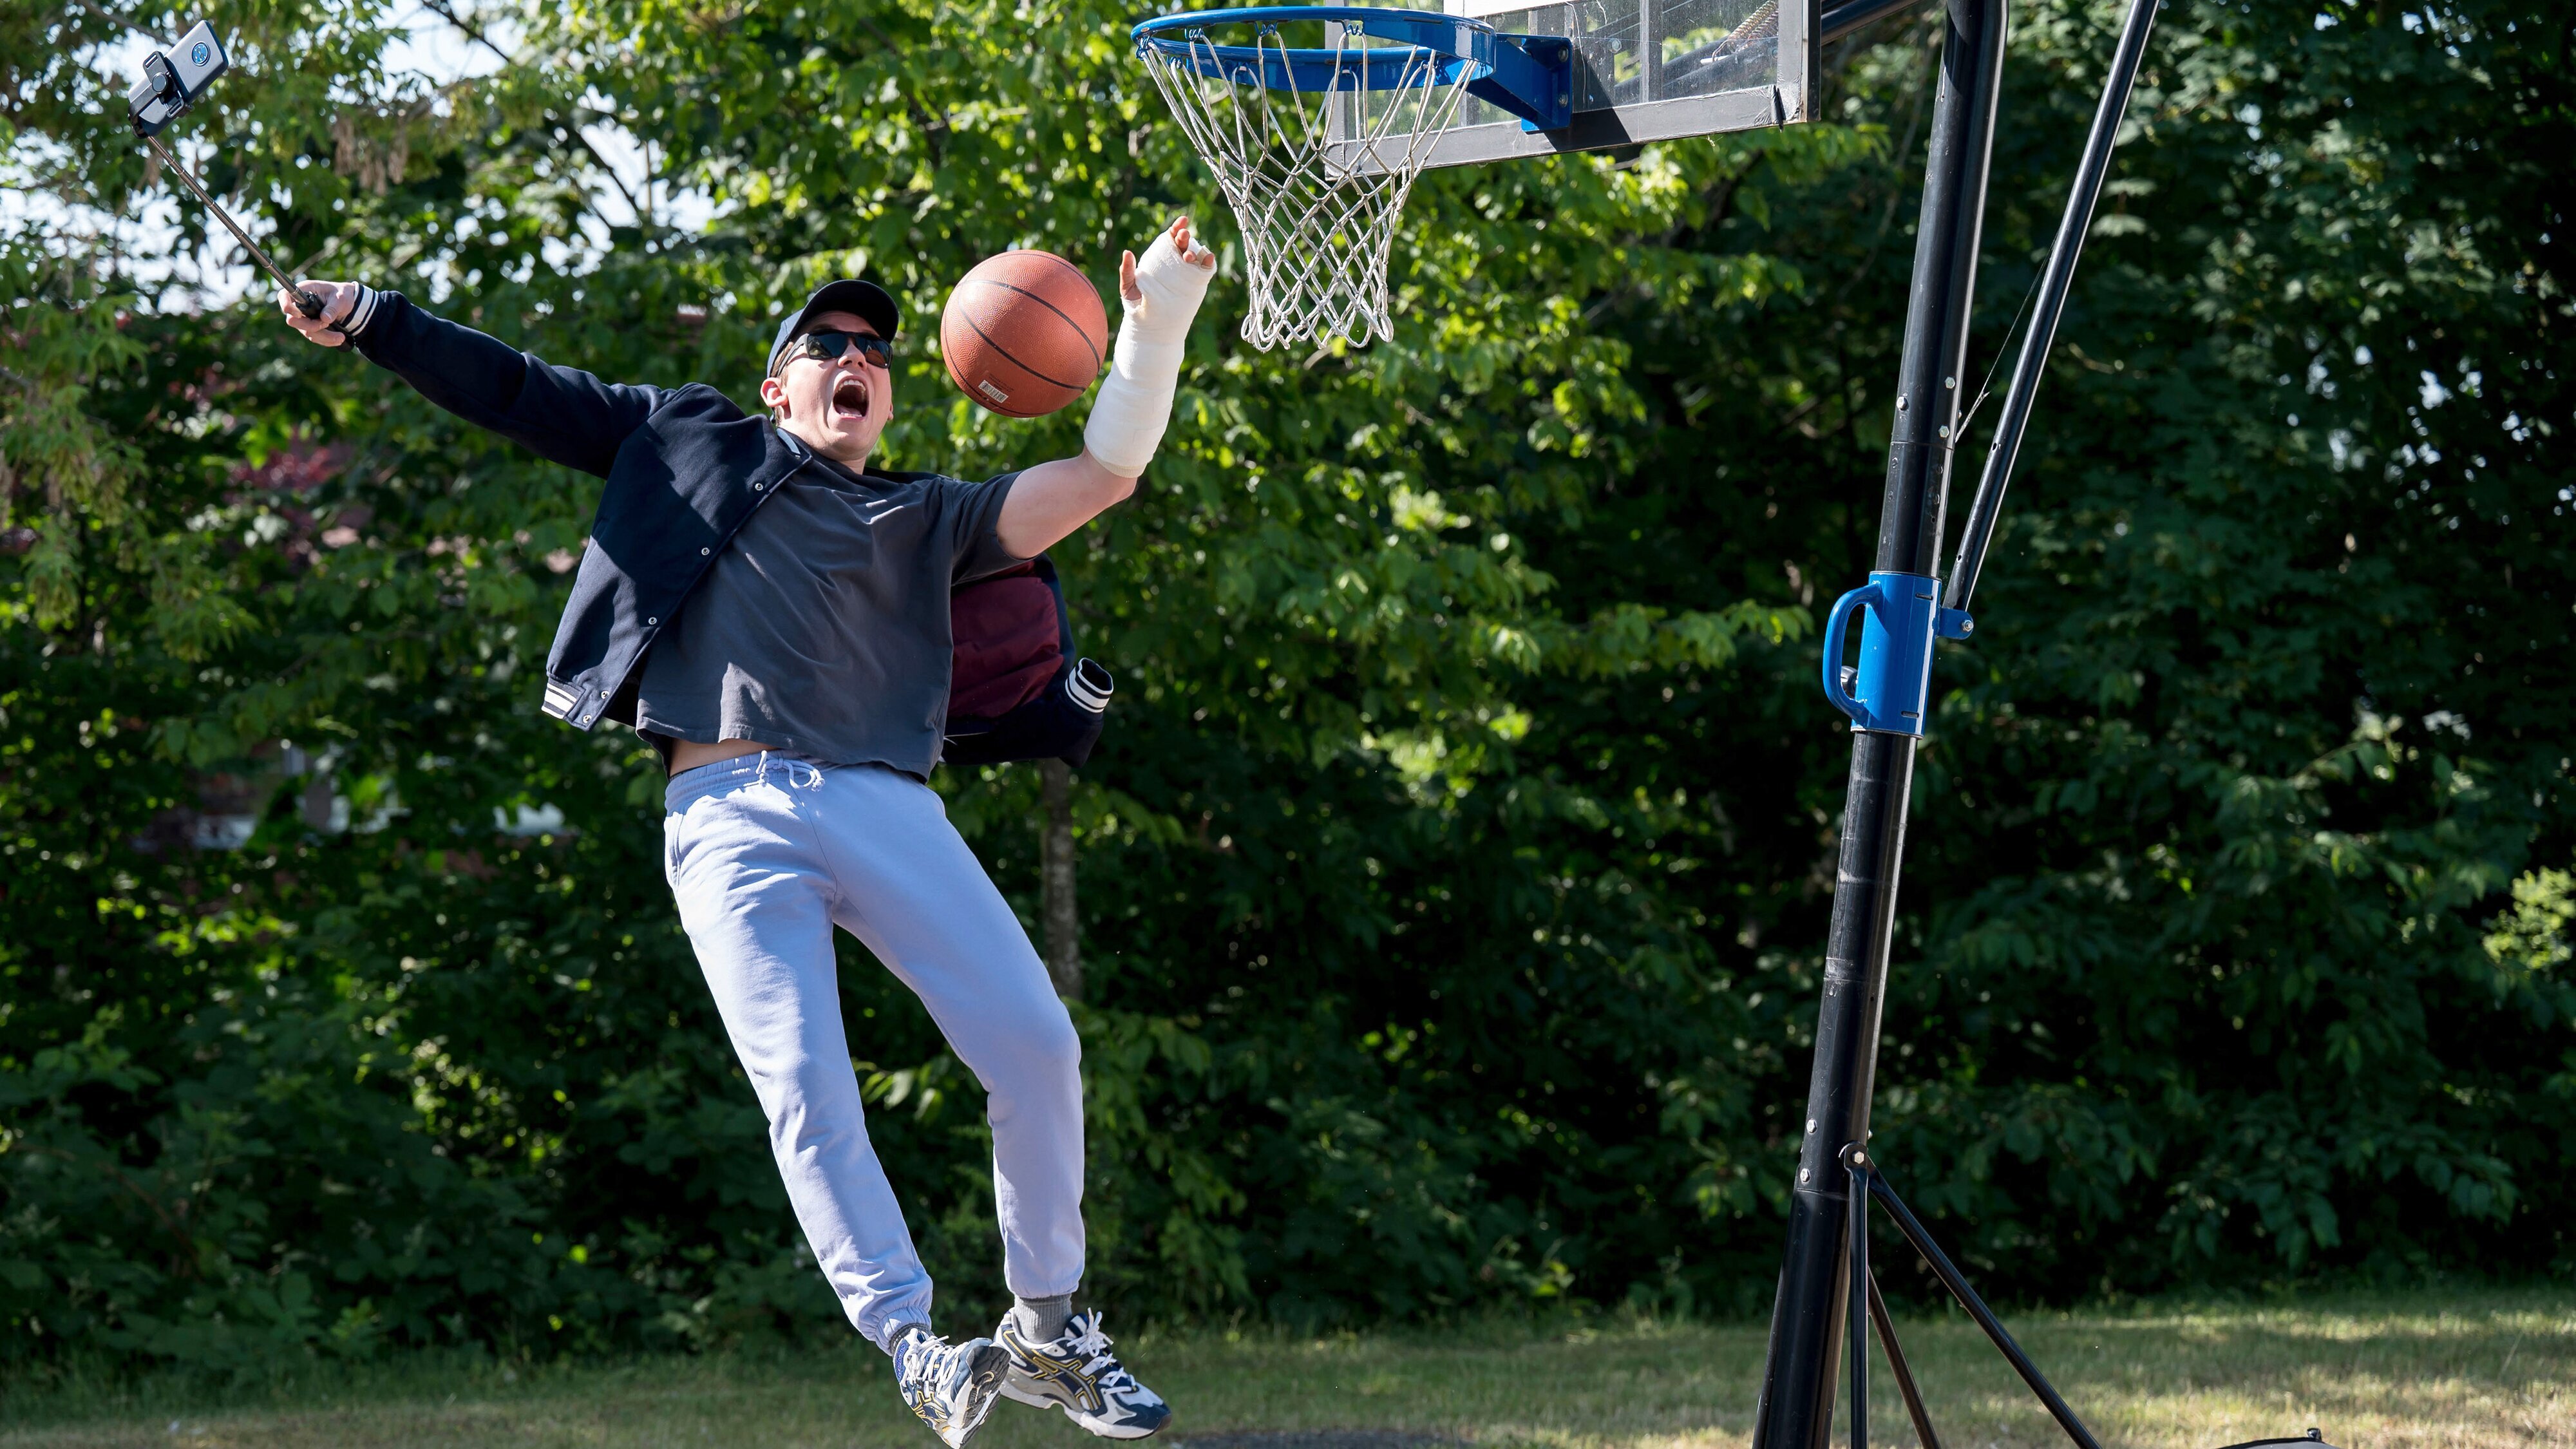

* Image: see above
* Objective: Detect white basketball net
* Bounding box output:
[1141,24,1472,351]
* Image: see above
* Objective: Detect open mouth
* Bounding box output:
[831,375,870,422]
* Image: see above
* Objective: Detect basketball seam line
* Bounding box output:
[957,307,1086,397]
[947,324,1034,416]
[995,255,1106,370]
[951,331,1034,413]
[959,277,1103,386]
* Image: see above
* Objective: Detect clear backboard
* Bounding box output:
[1332,0,1816,171]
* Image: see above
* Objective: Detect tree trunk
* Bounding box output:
[1037,758,1081,1001]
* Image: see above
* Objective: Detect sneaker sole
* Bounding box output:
[999,1383,1170,1440]
[947,1345,1013,1447]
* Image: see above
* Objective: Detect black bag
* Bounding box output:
[943,553,1113,768]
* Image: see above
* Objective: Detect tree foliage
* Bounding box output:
[2,0,2570,1368]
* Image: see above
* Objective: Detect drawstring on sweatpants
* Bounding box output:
[759,753,826,790]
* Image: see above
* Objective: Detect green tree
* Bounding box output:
[2,0,2568,1370]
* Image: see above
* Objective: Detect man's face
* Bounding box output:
[759,309,893,462]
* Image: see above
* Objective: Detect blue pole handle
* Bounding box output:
[1819,579,1882,724]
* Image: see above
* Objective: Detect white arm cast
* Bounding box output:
[1082,229,1215,478]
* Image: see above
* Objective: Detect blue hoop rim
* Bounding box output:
[1132,6,1500,91]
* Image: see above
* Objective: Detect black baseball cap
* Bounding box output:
[768,279,901,375]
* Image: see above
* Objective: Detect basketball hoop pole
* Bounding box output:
[1751,0,2161,1445]
[1748,0,2005,1442]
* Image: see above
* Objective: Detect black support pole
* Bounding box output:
[1944,0,2162,611]
[1747,0,2006,1444]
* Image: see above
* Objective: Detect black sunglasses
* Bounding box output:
[787,328,895,370]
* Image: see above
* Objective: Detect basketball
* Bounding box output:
[940,251,1109,418]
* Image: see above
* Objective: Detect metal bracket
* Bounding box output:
[1468,32,1574,132]
[1819,571,1973,736]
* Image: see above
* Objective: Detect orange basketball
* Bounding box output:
[940,251,1109,418]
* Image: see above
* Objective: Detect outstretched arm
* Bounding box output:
[278,281,665,479]
[994,216,1217,558]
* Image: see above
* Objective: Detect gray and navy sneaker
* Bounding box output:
[893,1325,1012,1448]
[996,1309,1171,1439]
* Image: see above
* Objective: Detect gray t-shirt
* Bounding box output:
[634,450,1023,777]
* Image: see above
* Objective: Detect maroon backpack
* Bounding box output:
[943,553,1112,767]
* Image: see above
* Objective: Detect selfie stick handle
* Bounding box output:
[144,135,337,327]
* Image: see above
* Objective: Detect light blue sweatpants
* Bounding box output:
[662,752,1084,1347]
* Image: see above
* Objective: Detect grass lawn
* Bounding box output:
[3,1290,2566,1449]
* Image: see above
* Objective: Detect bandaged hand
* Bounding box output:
[1083,216,1217,478]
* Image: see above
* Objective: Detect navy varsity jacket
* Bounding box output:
[348,289,919,732]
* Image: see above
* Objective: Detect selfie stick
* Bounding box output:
[141,134,327,321]
[128,19,343,330]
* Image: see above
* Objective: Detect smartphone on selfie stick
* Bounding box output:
[129,20,346,335]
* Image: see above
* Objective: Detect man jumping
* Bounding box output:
[280,218,1216,1446]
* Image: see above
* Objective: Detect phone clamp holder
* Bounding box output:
[123,19,342,330]
[129,20,227,138]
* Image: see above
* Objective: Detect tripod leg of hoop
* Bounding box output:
[1866,1273,1943,1449]
[1848,1159,1870,1449]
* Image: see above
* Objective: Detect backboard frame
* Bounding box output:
[1328,0,1817,171]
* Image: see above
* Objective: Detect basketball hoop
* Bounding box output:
[1133,7,1571,350]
